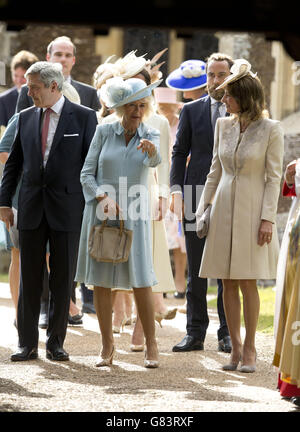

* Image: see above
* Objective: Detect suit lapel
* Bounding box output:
[47,98,73,162]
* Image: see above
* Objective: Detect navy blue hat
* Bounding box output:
[166,60,207,91]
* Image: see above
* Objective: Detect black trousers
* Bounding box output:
[18,213,80,350]
[184,225,229,342]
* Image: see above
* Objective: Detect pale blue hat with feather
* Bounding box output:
[100,76,162,109]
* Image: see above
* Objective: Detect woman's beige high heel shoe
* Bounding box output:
[144,351,159,368]
[240,351,257,373]
[130,344,144,352]
[112,316,128,334]
[95,346,115,367]
[222,355,241,371]
[155,308,177,328]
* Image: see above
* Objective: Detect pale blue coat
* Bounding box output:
[75,121,161,289]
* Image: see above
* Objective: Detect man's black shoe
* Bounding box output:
[172,335,204,352]
[68,313,83,325]
[11,347,38,362]
[291,397,300,408]
[46,347,69,361]
[218,336,232,353]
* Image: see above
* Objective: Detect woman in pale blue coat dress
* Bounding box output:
[75,77,162,368]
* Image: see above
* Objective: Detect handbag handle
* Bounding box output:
[99,216,124,236]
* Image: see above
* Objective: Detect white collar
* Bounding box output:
[43,95,65,114]
[210,96,224,106]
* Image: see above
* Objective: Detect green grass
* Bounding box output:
[0,273,9,283]
[207,284,275,335]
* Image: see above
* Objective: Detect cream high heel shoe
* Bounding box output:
[130,344,144,352]
[222,354,242,371]
[144,351,159,369]
[155,307,177,328]
[239,350,257,373]
[112,316,128,334]
[95,346,115,367]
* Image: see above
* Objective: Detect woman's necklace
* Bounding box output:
[124,128,136,136]
[122,122,137,137]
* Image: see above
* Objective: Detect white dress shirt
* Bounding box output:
[42,95,65,167]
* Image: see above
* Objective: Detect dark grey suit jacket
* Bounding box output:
[0,97,98,232]
[15,79,100,113]
[0,86,19,126]
[170,95,214,214]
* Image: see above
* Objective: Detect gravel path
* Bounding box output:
[0,282,297,413]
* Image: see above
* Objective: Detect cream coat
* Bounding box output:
[196,116,284,280]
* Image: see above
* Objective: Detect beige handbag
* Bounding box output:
[196,204,212,239]
[88,217,133,263]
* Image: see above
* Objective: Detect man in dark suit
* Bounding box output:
[0,50,38,127]
[170,53,234,353]
[16,36,100,112]
[0,61,97,361]
[15,36,99,321]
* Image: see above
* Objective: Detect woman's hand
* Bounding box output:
[97,195,121,218]
[285,159,297,186]
[0,207,14,230]
[137,139,156,158]
[170,193,184,221]
[257,219,273,246]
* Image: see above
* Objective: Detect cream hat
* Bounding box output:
[93,55,118,90]
[62,81,81,104]
[93,49,168,91]
[216,58,257,90]
[113,51,147,80]
[100,76,162,109]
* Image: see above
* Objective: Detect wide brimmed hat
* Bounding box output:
[154,87,179,104]
[166,60,207,91]
[100,76,162,109]
[216,59,257,90]
[114,51,147,80]
[93,55,118,90]
[93,49,168,91]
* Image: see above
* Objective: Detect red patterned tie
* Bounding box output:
[41,108,52,158]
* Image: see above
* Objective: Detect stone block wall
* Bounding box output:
[10,24,101,87]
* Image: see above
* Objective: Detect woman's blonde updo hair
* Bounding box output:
[227,74,269,122]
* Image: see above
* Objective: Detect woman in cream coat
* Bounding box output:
[196,60,284,373]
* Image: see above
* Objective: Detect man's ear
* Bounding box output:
[51,81,58,92]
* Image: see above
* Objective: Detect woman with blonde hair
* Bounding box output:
[196,59,284,373]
